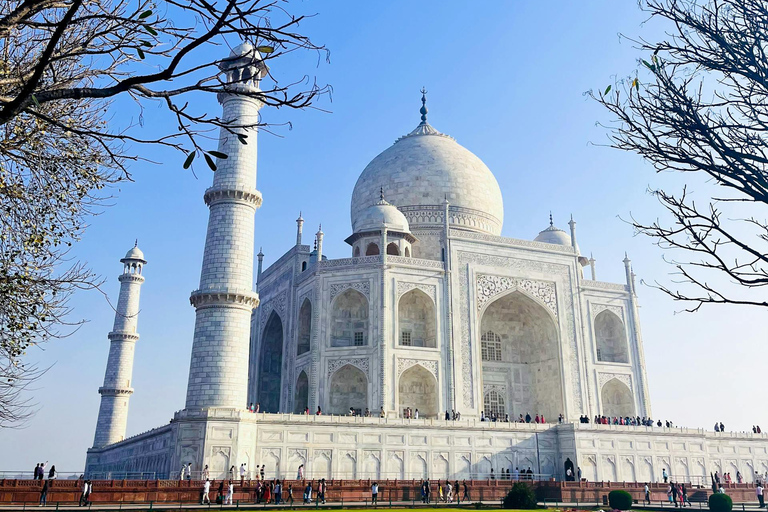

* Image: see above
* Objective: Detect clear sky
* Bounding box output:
[1,0,766,473]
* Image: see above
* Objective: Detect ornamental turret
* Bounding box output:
[185,43,265,409]
[93,243,147,448]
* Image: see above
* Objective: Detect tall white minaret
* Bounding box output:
[185,43,264,410]
[93,243,147,448]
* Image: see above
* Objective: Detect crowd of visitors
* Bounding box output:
[32,462,58,506]
[419,480,470,503]
[579,415,674,427]
[480,412,551,423]
[753,426,763,434]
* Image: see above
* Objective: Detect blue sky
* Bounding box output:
[1,0,766,472]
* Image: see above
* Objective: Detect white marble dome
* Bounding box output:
[122,244,146,262]
[535,224,572,246]
[350,121,504,235]
[353,198,411,234]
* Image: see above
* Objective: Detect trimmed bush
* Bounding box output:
[608,490,633,510]
[503,482,538,509]
[708,493,733,512]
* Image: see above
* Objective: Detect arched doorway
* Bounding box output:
[297,298,312,355]
[480,291,563,420]
[328,364,368,415]
[398,365,438,418]
[330,289,369,347]
[386,242,399,255]
[258,311,283,412]
[601,378,634,417]
[397,289,436,348]
[595,310,629,363]
[293,371,309,414]
[365,243,379,256]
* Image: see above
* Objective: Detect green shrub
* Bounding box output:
[708,493,733,512]
[608,490,633,510]
[503,482,538,509]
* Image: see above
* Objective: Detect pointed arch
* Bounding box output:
[365,242,380,256]
[595,310,629,363]
[258,311,283,412]
[353,246,361,257]
[330,289,369,347]
[480,290,563,420]
[398,365,438,418]
[297,298,312,355]
[398,288,436,348]
[601,378,635,418]
[293,371,309,414]
[386,242,400,255]
[328,364,368,415]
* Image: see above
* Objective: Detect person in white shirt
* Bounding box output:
[297,464,304,480]
[644,483,651,504]
[202,479,211,504]
[179,466,185,481]
[371,482,379,504]
[239,464,246,484]
[756,483,764,508]
[226,481,234,505]
[415,409,419,419]
[185,463,192,480]
[202,465,210,481]
[446,482,453,503]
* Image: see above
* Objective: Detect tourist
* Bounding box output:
[274,480,282,505]
[756,482,764,508]
[535,414,540,424]
[34,463,40,480]
[490,468,495,480]
[671,481,679,507]
[304,407,309,415]
[287,483,294,505]
[217,481,225,504]
[513,467,520,480]
[79,479,91,506]
[425,480,431,503]
[682,483,690,507]
[420,481,426,503]
[462,481,469,501]
[239,463,246,484]
[663,468,668,483]
[644,483,651,504]
[379,407,385,418]
[577,467,582,480]
[349,406,356,416]
[304,481,312,503]
[202,479,211,504]
[720,422,725,432]
[263,480,271,504]
[454,480,460,503]
[525,413,532,423]
[185,462,192,480]
[371,481,379,504]
[446,481,453,503]
[39,461,47,481]
[559,413,564,423]
[666,483,673,503]
[225,481,234,505]
[297,464,304,480]
[248,403,255,412]
[202,465,210,480]
[228,465,235,480]
[414,408,419,419]
[566,467,573,480]
[480,411,485,422]
[260,465,265,480]
[438,481,444,502]
[364,408,370,417]
[445,410,450,420]
[48,465,57,480]
[254,403,260,413]
[39,480,49,506]
[316,406,322,415]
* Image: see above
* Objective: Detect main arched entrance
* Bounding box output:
[479,291,563,420]
[258,311,283,412]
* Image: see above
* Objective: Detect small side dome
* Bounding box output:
[534,224,572,246]
[122,243,146,262]
[353,197,411,234]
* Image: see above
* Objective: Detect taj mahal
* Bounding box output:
[84,44,768,483]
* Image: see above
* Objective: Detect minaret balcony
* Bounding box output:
[203,186,262,209]
[189,288,260,309]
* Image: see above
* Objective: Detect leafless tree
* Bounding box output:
[592,0,768,311]
[0,0,328,425]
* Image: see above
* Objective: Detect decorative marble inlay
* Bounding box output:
[330,281,370,301]
[591,303,624,321]
[327,358,369,378]
[475,274,557,316]
[259,290,287,325]
[598,372,631,390]
[396,358,438,379]
[396,281,437,303]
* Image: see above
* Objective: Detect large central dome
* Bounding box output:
[350,99,504,236]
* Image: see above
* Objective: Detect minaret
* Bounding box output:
[93,243,147,448]
[315,225,324,261]
[256,248,264,290]
[568,214,577,250]
[185,43,264,410]
[589,253,597,280]
[296,213,304,246]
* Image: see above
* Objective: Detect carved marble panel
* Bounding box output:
[396,358,438,379]
[327,358,369,378]
[330,281,370,301]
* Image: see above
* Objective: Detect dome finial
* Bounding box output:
[135,239,138,247]
[419,87,428,123]
[549,211,553,227]
[380,187,385,201]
